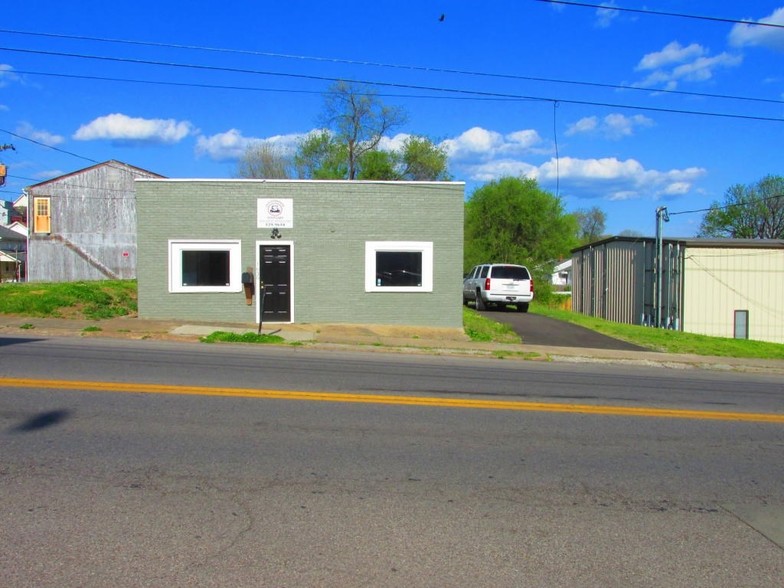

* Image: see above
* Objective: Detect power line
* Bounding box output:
[2,47,783,123]
[12,69,527,102]
[669,194,784,216]
[533,0,784,29]
[1,28,781,106]
[0,127,100,165]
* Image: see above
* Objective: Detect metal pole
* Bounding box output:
[655,206,669,328]
[257,281,265,335]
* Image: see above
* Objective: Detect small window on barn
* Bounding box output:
[169,240,242,293]
[33,197,51,234]
[365,241,433,292]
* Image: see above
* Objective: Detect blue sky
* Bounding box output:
[1,1,783,237]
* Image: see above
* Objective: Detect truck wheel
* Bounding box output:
[517,303,529,313]
[476,292,486,310]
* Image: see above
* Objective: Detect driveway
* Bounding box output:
[478,308,649,351]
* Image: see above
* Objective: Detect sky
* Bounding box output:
[1,0,783,238]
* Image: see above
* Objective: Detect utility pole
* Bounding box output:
[654,206,669,328]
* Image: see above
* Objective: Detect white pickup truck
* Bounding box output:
[463,263,534,312]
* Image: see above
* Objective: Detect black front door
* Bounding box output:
[260,245,291,322]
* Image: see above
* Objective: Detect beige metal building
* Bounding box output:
[572,237,784,344]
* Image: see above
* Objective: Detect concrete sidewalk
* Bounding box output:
[1,315,783,375]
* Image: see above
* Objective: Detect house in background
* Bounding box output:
[571,236,784,344]
[551,258,572,290]
[26,160,163,282]
[0,224,25,282]
[136,179,465,329]
[0,199,25,226]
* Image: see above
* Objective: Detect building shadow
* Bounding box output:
[10,409,71,433]
[0,336,45,347]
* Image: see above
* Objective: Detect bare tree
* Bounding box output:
[237,142,292,179]
[320,81,406,180]
[574,206,607,244]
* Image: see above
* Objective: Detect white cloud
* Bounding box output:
[461,159,539,183]
[503,130,542,152]
[448,133,705,200]
[195,129,253,160]
[0,64,18,88]
[660,182,691,196]
[671,53,744,82]
[260,132,304,155]
[729,8,784,51]
[634,42,742,89]
[603,113,654,138]
[532,157,706,200]
[441,126,544,160]
[637,42,705,70]
[195,129,305,161]
[566,114,653,139]
[377,133,411,152]
[73,113,196,144]
[595,2,619,28]
[565,116,598,136]
[16,122,65,146]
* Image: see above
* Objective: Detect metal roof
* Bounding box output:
[572,235,784,253]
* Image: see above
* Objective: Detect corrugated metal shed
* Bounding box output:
[26,160,163,282]
[572,237,784,344]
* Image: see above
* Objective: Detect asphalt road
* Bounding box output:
[1,337,782,586]
[478,307,649,350]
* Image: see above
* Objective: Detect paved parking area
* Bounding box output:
[478,308,649,351]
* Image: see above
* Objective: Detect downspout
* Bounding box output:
[23,189,30,283]
[589,245,595,317]
[640,241,647,325]
[603,241,609,320]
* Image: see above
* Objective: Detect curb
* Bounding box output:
[1,316,783,375]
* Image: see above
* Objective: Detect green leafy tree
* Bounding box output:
[237,142,292,179]
[399,136,451,181]
[357,150,400,180]
[294,130,347,180]
[464,177,579,281]
[574,206,607,244]
[354,136,450,181]
[698,175,784,239]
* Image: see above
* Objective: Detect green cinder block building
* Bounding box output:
[136,179,465,328]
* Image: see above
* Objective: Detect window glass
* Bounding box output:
[365,241,433,292]
[491,265,530,280]
[169,240,241,293]
[182,250,230,287]
[376,252,422,287]
[479,266,489,278]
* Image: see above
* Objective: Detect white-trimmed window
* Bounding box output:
[169,240,242,293]
[365,241,433,293]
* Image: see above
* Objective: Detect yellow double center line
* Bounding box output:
[1,377,783,423]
